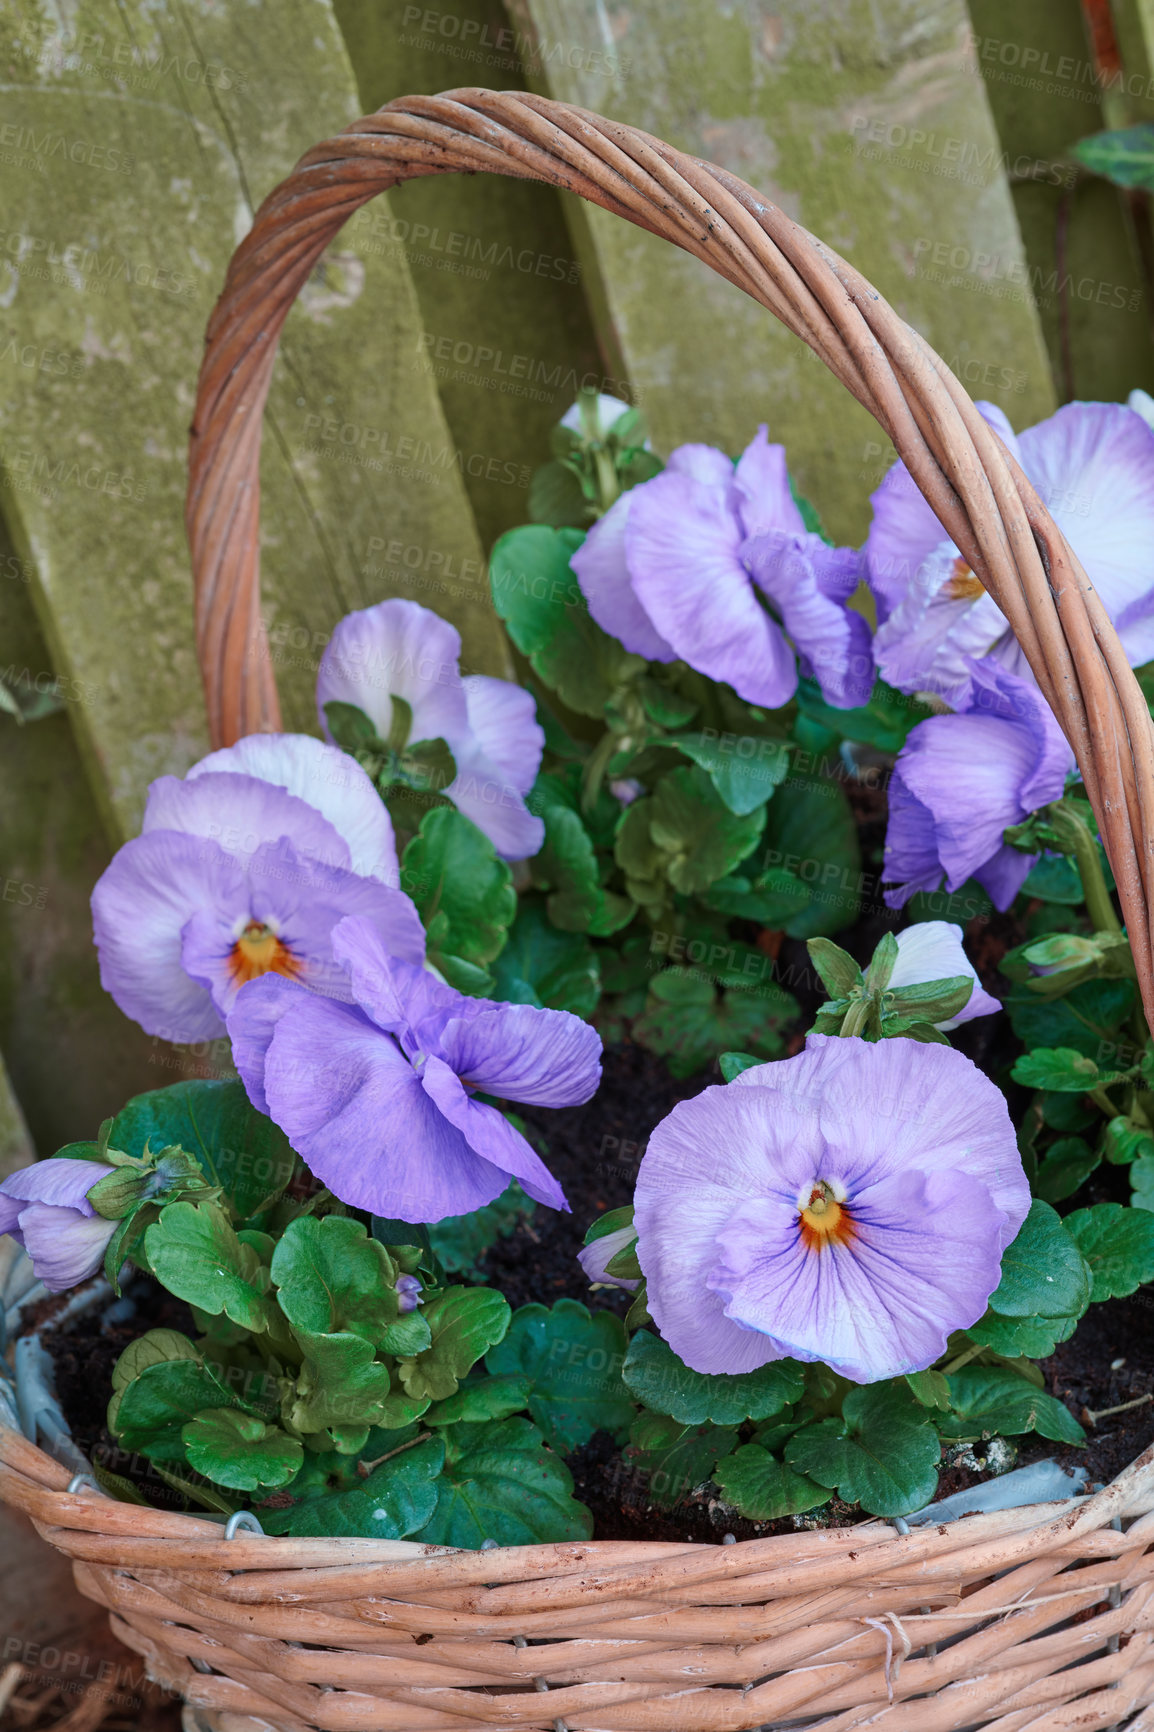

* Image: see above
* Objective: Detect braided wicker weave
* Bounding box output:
[4,88,1154,1732]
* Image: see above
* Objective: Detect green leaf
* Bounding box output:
[807,938,863,1000]
[966,1309,1079,1358]
[427,1183,537,1280]
[287,1330,392,1436]
[415,1416,592,1547]
[702,865,811,927]
[1072,123,1154,190]
[529,772,635,936]
[625,1411,739,1508]
[622,1329,803,1426]
[1005,978,1136,1058]
[111,1358,238,1461]
[426,1374,532,1426]
[617,766,766,896]
[485,1299,632,1453]
[1104,1116,1154,1165]
[1021,852,1085,905]
[182,1409,303,1492]
[1034,1137,1100,1204]
[760,771,862,938]
[490,896,601,1017]
[144,1201,271,1332]
[785,1384,940,1517]
[719,1051,762,1082]
[1064,1203,1154,1301]
[398,1288,511,1402]
[323,700,385,755]
[940,1367,1084,1445]
[110,1329,200,1392]
[672,731,789,816]
[714,1444,828,1521]
[1131,1152,1154,1211]
[528,459,590,528]
[401,807,516,969]
[1042,1092,1098,1134]
[111,1080,298,1220]
[1011,1047,1127,1093]
[796,676,932,753]
[490,525,646,717]
[986,1200,1091,1319]
[905,1369,951,1410]
[633,973,798,1079]
[262,1435,445,1538]
[270,1216,403,1350]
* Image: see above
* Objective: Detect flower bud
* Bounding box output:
[578,1220,640,1291]
[395,1274,422,1314]
[0,1159,118,1292]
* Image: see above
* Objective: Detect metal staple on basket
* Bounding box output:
[0,88,1153,1732]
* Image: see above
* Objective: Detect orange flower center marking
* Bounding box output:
[228,922,303,988]
[944,555,985,601]
[799,1180,856,1253]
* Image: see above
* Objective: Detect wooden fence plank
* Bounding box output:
[505,0,1058,544]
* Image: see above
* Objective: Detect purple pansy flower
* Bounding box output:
[92,735,425,1044]
[866,401,1154,707]
[890,921,1001,1029]
[227,914,601,1223]
[883,659,1073,911]
[634,1035,1028,1384]
[0,1159,118,1291]
[316,598,545,860]
[571,428,874,710]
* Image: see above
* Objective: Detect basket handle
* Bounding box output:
[186,88,1154,1030]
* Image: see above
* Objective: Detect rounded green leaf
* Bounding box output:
[414,1416,592,1547]
[785,1384,940,1517]
[622,1329,803,1426]
[714,1444,828,1521]
[182,1408,303,1491]
[1064,1203,1154,1301]
[485,1299,632,1452]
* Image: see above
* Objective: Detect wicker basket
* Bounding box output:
[4,87,1154,1732]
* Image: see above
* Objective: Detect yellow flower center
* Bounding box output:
[944,555,985,601]
[799,1180,856,1253]
[228,922,303,988]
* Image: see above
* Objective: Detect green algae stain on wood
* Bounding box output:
[0,0,505,839]
[334,0,611,572]
[507,0,1056,544]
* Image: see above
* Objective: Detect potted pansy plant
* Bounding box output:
[7,386,1154,1544]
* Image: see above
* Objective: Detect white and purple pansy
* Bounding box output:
[92,734,425,1045]
[889,921,1000,1030]
[634,1035,1029,1385]
[571,427,874,710]
[227,914,602,1223]
[866,400,1154,708]
[315,597,545,861]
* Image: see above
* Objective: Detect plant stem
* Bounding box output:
[1089,1086,1119,1118]
[355,1432,433,1479]
[1051,801,1121,935]
[839,996,874,1039]
[593,447,619,514]
[582,728,620,813]
[940,1342,985,1376]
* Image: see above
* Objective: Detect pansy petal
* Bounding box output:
[419,1055,568,1210]
[666,443,735,488]
[260,995,509,1221]
[444,751,546,860]
[329,916,462,1047]
[435,1003,602,1107]
[966,659,1073,812]
[227,974,312,1116]
[316,598,470,748]
[92,830,242,1043]
[462,677,545,795]
[627,471,798,706]
[890,921,1000,1028]
[872,543,1010,706]
[897,714,1036,891]
[712,1166,1005,1382]
[883,769,952,908]
[570,491,676,661]
[0,1158,115,1211]
[746,532,874,708]
[974,843,1037,911]
[732,426,806,539]
[19,1204,116,1292]
[143,770,351,873]
[738,1034,1028,1243]
[186,734,400,884]
[1020,403,1154,624]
